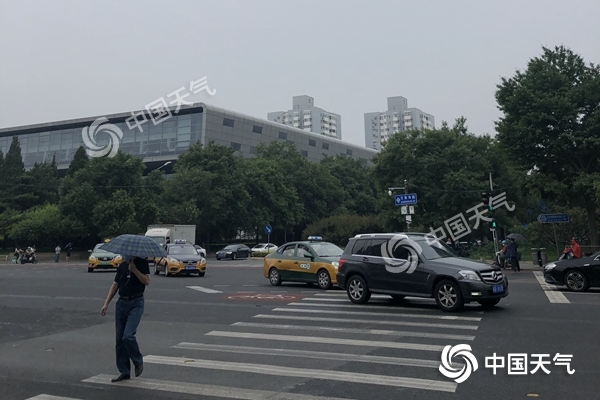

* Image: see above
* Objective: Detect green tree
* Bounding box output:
[372,119,521,238]
[303,214,382,247]
[67,146,89,177]
[8,204,66,247]
[2,136,26,211]
[495,45,600,245]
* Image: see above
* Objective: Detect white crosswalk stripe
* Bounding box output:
[533,271,570,303]
[25,396,84,400]
[79,291,486,397]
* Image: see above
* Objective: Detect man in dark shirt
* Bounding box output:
[100,256,150,382]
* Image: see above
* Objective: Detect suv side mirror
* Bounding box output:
[88,250,92,253]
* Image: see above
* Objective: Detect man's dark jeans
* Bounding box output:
[115,297,144,375]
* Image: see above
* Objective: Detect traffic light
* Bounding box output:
[481,192,491,209]
[491,218,497,230]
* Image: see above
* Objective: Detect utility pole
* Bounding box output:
[404,179,410,232]
[489,172,498,255]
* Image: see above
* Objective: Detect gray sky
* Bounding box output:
[1,0,598,147]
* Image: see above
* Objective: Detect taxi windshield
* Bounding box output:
[93,244,107,252]
[310,243,343,257]
[168,245,197,255]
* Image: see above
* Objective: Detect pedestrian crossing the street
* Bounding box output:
[30,292,489,400]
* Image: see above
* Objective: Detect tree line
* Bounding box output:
[0,45,598,253]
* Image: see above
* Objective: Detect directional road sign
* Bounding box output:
[265,224,272,234]
[537,214,569,223]
[395,193,418,206]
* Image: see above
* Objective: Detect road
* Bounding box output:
[0,259,598,400]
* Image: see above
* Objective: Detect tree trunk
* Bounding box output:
[585,198,598,247]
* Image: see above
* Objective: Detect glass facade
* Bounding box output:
[0,112,203,169]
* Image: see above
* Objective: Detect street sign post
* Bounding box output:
[265,224,272,244]
[394,193,417,206]
[537,214,569,258]
[401,206,408,215]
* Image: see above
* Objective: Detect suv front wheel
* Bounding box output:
[434,279,464,312]
[346,275,371,304]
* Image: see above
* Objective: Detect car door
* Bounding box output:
[293,244,315,282]
[273,244,298,280]
[358,238,391,291]
[582,254,600,286]
[386,244,429,295]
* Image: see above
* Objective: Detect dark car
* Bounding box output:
[216,244,252,260]
[336,232,509,311]
[544,252,600,292]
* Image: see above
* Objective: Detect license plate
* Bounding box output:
[100,262,110,266]
[492,284,504,293]
[186,266,196,270]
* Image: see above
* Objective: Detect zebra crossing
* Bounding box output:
[27,292,487,400]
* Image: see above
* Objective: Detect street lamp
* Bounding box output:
[155,161,172,171]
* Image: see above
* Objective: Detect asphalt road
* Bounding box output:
[0,259,598,400]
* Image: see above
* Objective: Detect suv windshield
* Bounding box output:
[168,245,197,255]
[311,243,343,257]
[413,238,458,260]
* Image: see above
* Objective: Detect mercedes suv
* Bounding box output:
[336,233,508,311]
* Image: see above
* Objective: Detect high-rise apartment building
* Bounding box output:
[268,95,341,139]
[364,96,435,150]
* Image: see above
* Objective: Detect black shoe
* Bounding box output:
[111,374,130,382]
[135,362,143,377]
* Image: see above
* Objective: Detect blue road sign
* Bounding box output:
[395,193,418,206]
[537,214,569,223]
[265,224,273,234]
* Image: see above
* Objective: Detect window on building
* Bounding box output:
[252,125,263,134]
[223,118,234,127]
[279,131,287,140]
[231,142,241,151]
[346,149,352,156]
[309,139,316,147]
[322,142,329,150]
[301,150,308,157]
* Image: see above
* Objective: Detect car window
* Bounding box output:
[414,238,456,260]
[297,244,312,257]
[364,239,387,257]
[310,243,343,257]
[169,245,197,255]
[351,239,370,255]
[392,245,411,260]
[281,244,296,256]
[224,245,236,250]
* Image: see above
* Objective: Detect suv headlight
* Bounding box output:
[544,263,556,271]
[331,261,339,270]
[458,270,480,281]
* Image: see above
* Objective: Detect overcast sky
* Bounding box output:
[1,0,598,147]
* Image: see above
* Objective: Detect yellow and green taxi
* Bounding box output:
[263,236,343,289]
[87,243,122,273]
[155,241,206,277]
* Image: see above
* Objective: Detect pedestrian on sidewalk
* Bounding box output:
[505,238,520,272]
[100,256,150,382]
[54,245,61,262]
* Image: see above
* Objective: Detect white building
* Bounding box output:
[268,95,342,139]
[364,96,435,150]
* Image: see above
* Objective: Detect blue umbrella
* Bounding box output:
[100,234,167,259]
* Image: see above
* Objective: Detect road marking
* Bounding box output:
[141,356,456,392]
[533,271,570,304]
[314,293,391,298]
[206,331,445,351]
[25,396,83,400]
[243,285,259,287]
[213,285,230,287]
[286,301,485,316]
[186,286,223,294]
[231,322,475,340]
[83,374,358,399]
[276,306,482,322]
[236,291,257,293]
[172,342,456,369]
[253,313,478,330]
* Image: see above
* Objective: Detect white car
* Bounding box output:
[194,245,206,258]
[251,243,278,254]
